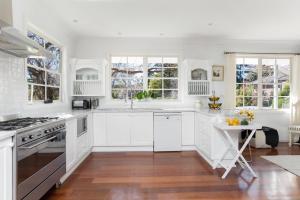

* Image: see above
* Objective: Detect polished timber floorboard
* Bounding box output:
[43,143,300,200]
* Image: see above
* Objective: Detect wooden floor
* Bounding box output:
[42,143,300,200]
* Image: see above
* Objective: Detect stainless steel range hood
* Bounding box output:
[0,0,52,58]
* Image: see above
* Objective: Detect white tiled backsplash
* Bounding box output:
[0,52,26,115]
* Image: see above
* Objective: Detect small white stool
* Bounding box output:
[289,125,300,147]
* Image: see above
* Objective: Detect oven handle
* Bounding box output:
[18,135,57,149]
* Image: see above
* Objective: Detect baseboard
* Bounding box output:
[181,145,195,151]
[60,148,92,183]
[92,146,154,152]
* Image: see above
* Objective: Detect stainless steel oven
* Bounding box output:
[16,121,66,200]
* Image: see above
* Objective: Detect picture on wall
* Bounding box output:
[212,65,224,81]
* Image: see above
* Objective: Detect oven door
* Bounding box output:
[17,130,66,200]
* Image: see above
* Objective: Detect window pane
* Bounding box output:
[243,70,257,83]
[28,85,32,101]
[236,97,243,107]
[262,97,274,108]
[163,57,178,68]
[236,71,244,83]
[27,58,44,68]
[164,79,178,89]
[148,57,162,68]
[112,67,127,78]
[236,84,243,96]
[262,84,274,96]
[262,65,274,83]
[47,87,59,100]
[244,58,258,65]
[163,68,178,77]
[112,57,127,67]
[112,79,127,89]
[278,83,290,96]
[47,72,60,86]
[236,58,244,65]
[27,31,44,47]
[244,84,258,96]
[128,68,143,79]
[112,57,127,78]
[128,79,143,90]
[148,67,162,78]
[26,67,45,84]
[278,97,289,109]
[128,57,143,68]
[149,90,162,99]
[164,90,178,99]
[112,89,126,99]
[278,62,290,84]
[33,85,45,100]
[45,42,61,71]
[148,79,162,89]
[244,97,258,107]
[128,90,143,99]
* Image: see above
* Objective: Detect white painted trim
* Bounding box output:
[181,145,195,151]
[93,146,153,152]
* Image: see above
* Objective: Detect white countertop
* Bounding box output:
[0,130,15,141]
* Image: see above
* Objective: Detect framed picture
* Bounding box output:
[212,65,224,81]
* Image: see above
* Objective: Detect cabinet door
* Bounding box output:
[181,112,195,145]
[0,137,13,200]
[93,113,106,146]
[106,113,131,146]
[66,119,77,171]
[130,113,153,146]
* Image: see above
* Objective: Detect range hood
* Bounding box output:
[0,0,52,58]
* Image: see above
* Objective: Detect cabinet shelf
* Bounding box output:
[73,80,104,96]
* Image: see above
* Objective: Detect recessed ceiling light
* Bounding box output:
[159,33,165,36]
[117,32,122,36]
[73,19,79,23]
[208,22,213,26]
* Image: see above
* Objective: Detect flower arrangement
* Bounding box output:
[239,110,254,125]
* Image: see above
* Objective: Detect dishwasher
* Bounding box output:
[154,112,182,152]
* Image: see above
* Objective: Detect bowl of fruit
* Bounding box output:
[225,117,240,126]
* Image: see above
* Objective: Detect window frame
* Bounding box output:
[25,28,63,104]
[109,55,180,101]
[235,54,292,110]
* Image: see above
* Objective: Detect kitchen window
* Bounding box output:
[26,31,62,102]
[236,56,291,109]
[111,56,179,100]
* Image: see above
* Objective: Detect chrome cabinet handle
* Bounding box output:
[19,136,57,149]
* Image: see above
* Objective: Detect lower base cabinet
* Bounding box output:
[0,137,14,200]
[93,112,154,148]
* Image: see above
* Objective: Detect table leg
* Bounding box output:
[221,130,257,179]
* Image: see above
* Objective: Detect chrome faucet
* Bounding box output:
[129,87,134,110]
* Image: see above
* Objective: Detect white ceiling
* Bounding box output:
[41,0,300,40]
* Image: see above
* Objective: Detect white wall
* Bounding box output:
[0,0,76,116]
[73,36,300,141]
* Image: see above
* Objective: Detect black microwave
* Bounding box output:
[72,100,90,110]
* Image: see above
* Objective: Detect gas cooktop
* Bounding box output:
[0,117,59,131]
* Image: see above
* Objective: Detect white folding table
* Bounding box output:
[214,123,262,179]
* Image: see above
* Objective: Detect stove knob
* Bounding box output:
[22,137,28,142]
[44,129,50,133]
[29,135,34,139]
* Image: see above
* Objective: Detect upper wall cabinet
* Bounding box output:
[71,59,107,96]
[183,59,212,96]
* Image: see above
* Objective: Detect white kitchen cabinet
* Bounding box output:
[0,137,14,200]
[76,114,93,159]
[181,112,195,146]
[106,113,131,146]
[93,112,154,148]
[93,113,106,146]
[130,113,153,146]
[65,118,77,171]
[195,112,237,168]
